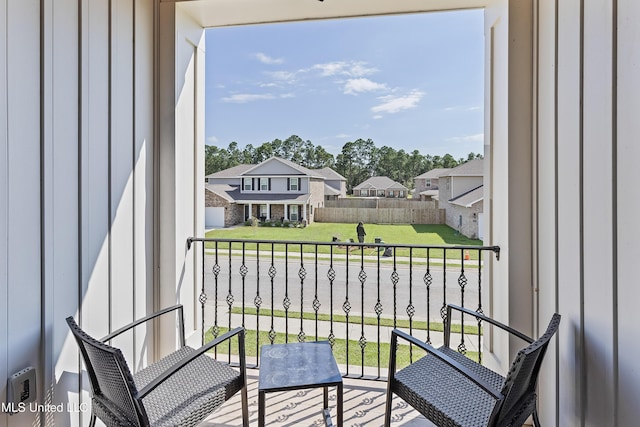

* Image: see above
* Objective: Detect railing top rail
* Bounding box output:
[187,237,500,260]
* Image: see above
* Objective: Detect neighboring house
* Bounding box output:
[314,167,347,200]
[413,168,451,201]
[205,157,337,227]
[437,159,484,239]
[352,176,409,198]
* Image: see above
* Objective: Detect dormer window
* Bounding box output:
[288,177,300,191]
[243,178,252,191]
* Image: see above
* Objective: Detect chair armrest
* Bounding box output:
[101,305,185,347]
[137,327,245,399]
[390,329,502,400]
[445,304,533,345]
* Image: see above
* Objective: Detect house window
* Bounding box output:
[260,178,269,191]
[361,190,367,196]
[377,190,385,197]
[426,179,432,187]
[243,178,252,191]
[399,190,404,197]
[290,205,299,221]
[389,190,395,197]
[289,177,299,191]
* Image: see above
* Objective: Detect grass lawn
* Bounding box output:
[204,223,484,260]
[205,327,479,370]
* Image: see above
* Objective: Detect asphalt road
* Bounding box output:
[202,253,482,324]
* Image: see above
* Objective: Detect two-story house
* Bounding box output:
[413,168,451,200]
[437,159,483,239]
[205,157,337,228]
[352,176,409,198]
[314,167,347,200]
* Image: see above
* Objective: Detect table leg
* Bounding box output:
[323,385,329,410]
[259,390,266,427]
[337,382,343,427]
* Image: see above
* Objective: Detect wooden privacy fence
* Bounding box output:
[314,207,445,224]
[324,199,437,209]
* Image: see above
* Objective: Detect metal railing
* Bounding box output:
[187,237,500,380]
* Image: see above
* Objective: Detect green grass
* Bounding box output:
[205,223,483,260]
[205,326,479,369]
[230,307,481,335]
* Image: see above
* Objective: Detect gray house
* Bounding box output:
[205,157,339,227]
[413,168,451,200]
[437,159,483,239]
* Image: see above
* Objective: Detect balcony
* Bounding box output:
[187,237,500,425]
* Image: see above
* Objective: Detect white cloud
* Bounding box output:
[312,61,377,77]
[206,136,219,144]
[447,133,485,143]
[255,52,284,65]
[371,90,424,114]
[265,70,298,82]
[221,93,276,103]
[221,93,295,103]
[444,105,482,112]
[343,78,388,95]
[372,115,384,120]
[335,133,350,139]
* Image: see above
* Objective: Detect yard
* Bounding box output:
[204,223,484,260]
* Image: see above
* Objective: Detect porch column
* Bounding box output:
[303,204,307,221]
[284,203,288,220]
[248,203,253,219]
[266,203,271,220]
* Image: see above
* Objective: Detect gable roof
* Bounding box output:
[205,164,253,179]
[314,167,346,181]
[324,184,341,196]
[439,159,484,177]
[353,176,408,191]
[449,185,483,207]
[415,168,451,179]
[205,184,241,202]
[243,157,323,178]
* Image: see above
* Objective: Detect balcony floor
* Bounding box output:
[203,368,434,426]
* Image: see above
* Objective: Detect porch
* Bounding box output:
[204,368,433,426]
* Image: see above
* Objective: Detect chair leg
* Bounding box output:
[383,382,394,427]
[532,408,541,427]
[241,385,249,427]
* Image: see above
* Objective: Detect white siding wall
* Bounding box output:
[533,0,640,425]
[0,0,156,425]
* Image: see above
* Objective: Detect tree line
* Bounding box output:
[206,135,483,192]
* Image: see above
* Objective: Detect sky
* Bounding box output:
[205,9,484,160]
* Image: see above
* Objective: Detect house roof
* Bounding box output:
[205,184,311,204]
[449,185,483,207]
[419,189,439,197]
[439,159,484,177]
[205,164,253,179]
[324,184,341,196]
[243,157,323,178]
[353,176,408,191]
[415,168,451,179]
[205,184,241,202]
[314,167,346,181]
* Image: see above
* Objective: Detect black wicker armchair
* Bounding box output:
[385,304,560,427]
[66,305,249,427]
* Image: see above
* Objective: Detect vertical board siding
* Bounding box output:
[535,0,559,423]
[555,0,583,425]
[581,1,615,424]
[0,0,8,422]
[616,1,640,424]
[79,0,112,422]
[110,0,136,361]
[6,2,42,427]
[133,0,155,372]
[47,0,82,424]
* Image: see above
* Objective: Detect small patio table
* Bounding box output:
[258,341,343,427]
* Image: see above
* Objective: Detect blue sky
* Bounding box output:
[205,9,484,160]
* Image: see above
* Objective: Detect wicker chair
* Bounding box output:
[385,304,560,427]
[66,305,249,427]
